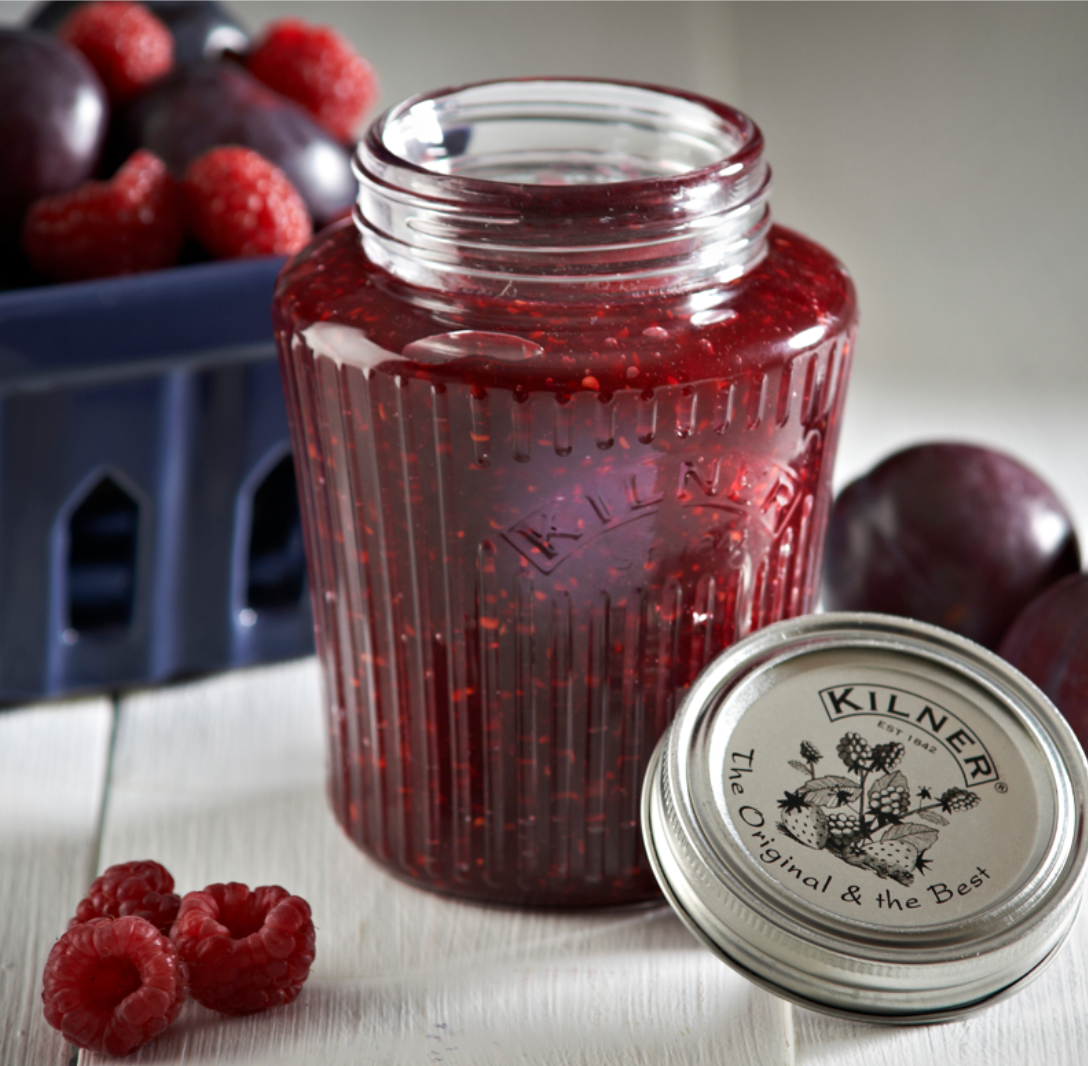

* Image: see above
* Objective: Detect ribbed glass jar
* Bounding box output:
[272,79,858,906]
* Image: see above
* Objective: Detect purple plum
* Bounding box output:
[999,573,1088,748]
[28,1,249,66]
[822,443,1080,648]
[0,28,108,239]
[127,61,356,227]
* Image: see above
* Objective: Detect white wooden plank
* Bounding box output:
[89,657,791,1066]
[791,905,1088,1066]
[0,698,115,1066]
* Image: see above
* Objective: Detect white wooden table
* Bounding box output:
[4,369,1088,1066]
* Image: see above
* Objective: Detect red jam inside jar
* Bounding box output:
[273,79,858,906]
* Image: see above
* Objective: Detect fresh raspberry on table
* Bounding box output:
[245,18,379,142]
[182,147,313,260]
[22,149,184,282]
[170,882,315,1015]
[41,916,188,1057]
[58,1,174,104]
[69,860,181,935]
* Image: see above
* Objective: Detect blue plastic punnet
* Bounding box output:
[0,256,313,702]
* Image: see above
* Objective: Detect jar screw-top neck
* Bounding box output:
[353,78,773,299]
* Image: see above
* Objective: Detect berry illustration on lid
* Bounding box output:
[777,733,982,888]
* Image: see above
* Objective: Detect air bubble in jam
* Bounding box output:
[403,331,544,366]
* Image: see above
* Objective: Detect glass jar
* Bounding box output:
[272,79,858,907]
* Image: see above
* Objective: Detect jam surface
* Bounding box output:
[274,220,857,906]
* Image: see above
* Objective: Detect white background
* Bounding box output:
[4,0,1087,517]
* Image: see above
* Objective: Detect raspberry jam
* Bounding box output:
[273,80,857,906]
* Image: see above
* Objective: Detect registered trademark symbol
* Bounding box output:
[994,781,1009,794]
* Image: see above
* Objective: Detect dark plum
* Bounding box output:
[0,28,108,240]
[144,2,248,65]
[128,62,356,226]
[999,574,1088,748]
[25,1,82,33]
[822,443,1080,649]
[28,1,249,65]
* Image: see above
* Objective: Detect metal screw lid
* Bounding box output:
[640,612,1088,1023]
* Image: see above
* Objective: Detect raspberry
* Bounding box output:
[41,916,188,1057]
[799,740,822,764]
[246,18,379,142]
[170,882,315,1015]
[58,1,174,104]
[70,860,181,935]
[22,149,183,282]
[182,147,313,260]
[870,741,905,773]
[869,782,910,819]
[826,811,861,844]
[940,787,981,813]
[836,732,871,772]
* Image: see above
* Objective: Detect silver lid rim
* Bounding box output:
[642,736,1081,1024]
[640,612,1088,1020]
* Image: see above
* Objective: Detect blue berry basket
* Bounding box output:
[0,256,313,703]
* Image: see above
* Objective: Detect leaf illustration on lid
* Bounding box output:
[788,760,812,776]
[801,775,858,791]
[799,775,862,807]
[880,822,939,852]
[916,809,950,827]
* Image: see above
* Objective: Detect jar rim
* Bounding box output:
[353,78,773,296]
[358,76,765,212]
